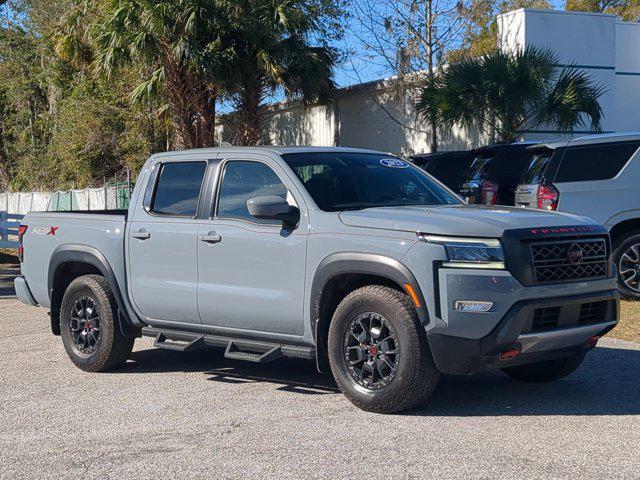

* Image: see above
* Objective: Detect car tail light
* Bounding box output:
[481,180,498,205]
[18,225,27,262]
[537,184,559,211]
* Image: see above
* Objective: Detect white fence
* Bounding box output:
[0,212,24,249]
[0,184,131,215]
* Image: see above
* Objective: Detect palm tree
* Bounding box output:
[55,0,225,149]
[218,0,337,146]
[417,47,606,144]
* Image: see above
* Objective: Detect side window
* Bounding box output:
[150,161,207,216]
[217,161,288,223]
[555,142,640,183]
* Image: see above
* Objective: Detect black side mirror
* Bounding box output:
[247,196,300,228]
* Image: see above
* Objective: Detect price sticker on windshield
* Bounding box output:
[380,158,409,168]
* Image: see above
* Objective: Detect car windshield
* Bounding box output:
[520,150,552,184]
[283,152,461,212]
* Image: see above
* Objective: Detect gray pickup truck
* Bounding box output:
[15,147,619,413]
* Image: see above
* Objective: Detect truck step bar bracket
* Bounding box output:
[224,340,283,363]
[153,332,206,352]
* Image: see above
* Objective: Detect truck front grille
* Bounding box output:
[530,238,608,284]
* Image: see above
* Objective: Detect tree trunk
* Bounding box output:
[235,78,263,146]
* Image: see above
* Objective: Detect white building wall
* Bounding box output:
[498,9,640,142]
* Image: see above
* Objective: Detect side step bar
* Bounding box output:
[224,340,282,363]
[153,332,206,352]
[141,326,315,362]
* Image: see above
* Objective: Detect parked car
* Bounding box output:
[410,151,476,193]
[15,146,618,413]
[460,143,539,206]
[515,132,640,299]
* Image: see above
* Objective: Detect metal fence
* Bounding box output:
[0,212,24,249]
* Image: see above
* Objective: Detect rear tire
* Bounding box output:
[60,275,134,372]
[328,285,440,414]
[612,231,640,300]
[501,353,585,383]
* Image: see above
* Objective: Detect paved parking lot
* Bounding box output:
[1,296,639,479]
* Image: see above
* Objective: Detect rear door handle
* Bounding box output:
[132,229,151,240]
[200,231,221,244]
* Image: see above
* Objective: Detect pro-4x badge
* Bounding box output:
[33,226,59,235]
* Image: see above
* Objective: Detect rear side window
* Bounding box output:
[555,142,640,183]
[217,161,288,223]
[151,162,207,216]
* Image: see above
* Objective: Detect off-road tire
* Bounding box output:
[60,275,134,372]
[612,231,640,300]
[501,353,585,383]
[328,285,440,414]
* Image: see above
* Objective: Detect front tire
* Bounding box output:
[501,353,585,383]
[328,285,440,414]
[60,275,134,372]
[613,231,640,300]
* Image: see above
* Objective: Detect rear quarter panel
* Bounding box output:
[21,212,126,307]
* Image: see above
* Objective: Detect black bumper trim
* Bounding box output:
[428,289,619,375]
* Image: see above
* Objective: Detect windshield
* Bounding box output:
[283,152,461,212]
[519,151,552,184]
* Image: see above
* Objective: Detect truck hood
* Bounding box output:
[338,205,595,238]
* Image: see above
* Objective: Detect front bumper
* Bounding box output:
[428,290,618,374]
[14,276,38,306]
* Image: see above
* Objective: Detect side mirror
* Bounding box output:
[247,195,300,228]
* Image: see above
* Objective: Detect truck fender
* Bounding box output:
[310,252,428,372]
[48,245,145,333]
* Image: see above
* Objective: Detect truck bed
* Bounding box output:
[20,210,128,308]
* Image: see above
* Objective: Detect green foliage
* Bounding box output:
[418,47,606,143]
[565,0,640,20]
[448,0,553,62]
[216,0,339,145]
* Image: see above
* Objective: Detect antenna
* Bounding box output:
[221,142,233,147]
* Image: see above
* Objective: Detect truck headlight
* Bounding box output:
[418,234,505,269]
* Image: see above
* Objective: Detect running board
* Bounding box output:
[153,332,205,352]
[224,340,283,363]
[140,326,315,360]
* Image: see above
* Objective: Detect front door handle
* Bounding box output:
[132,229,151,240]
[200,231,221,244]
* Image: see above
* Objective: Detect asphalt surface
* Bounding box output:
[1,296,640,479]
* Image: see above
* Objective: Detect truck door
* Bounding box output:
[196,156,308,336]
[127,159,207,324]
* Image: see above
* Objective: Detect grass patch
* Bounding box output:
[613,300,640,343]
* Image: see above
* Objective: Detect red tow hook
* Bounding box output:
[499,348,521,360]
[586,335,601,348]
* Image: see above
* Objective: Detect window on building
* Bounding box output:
[151,162,207,216]
[555,142,640,183]
[217,161,288,223]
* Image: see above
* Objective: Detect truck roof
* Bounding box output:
[152,146,390,159]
